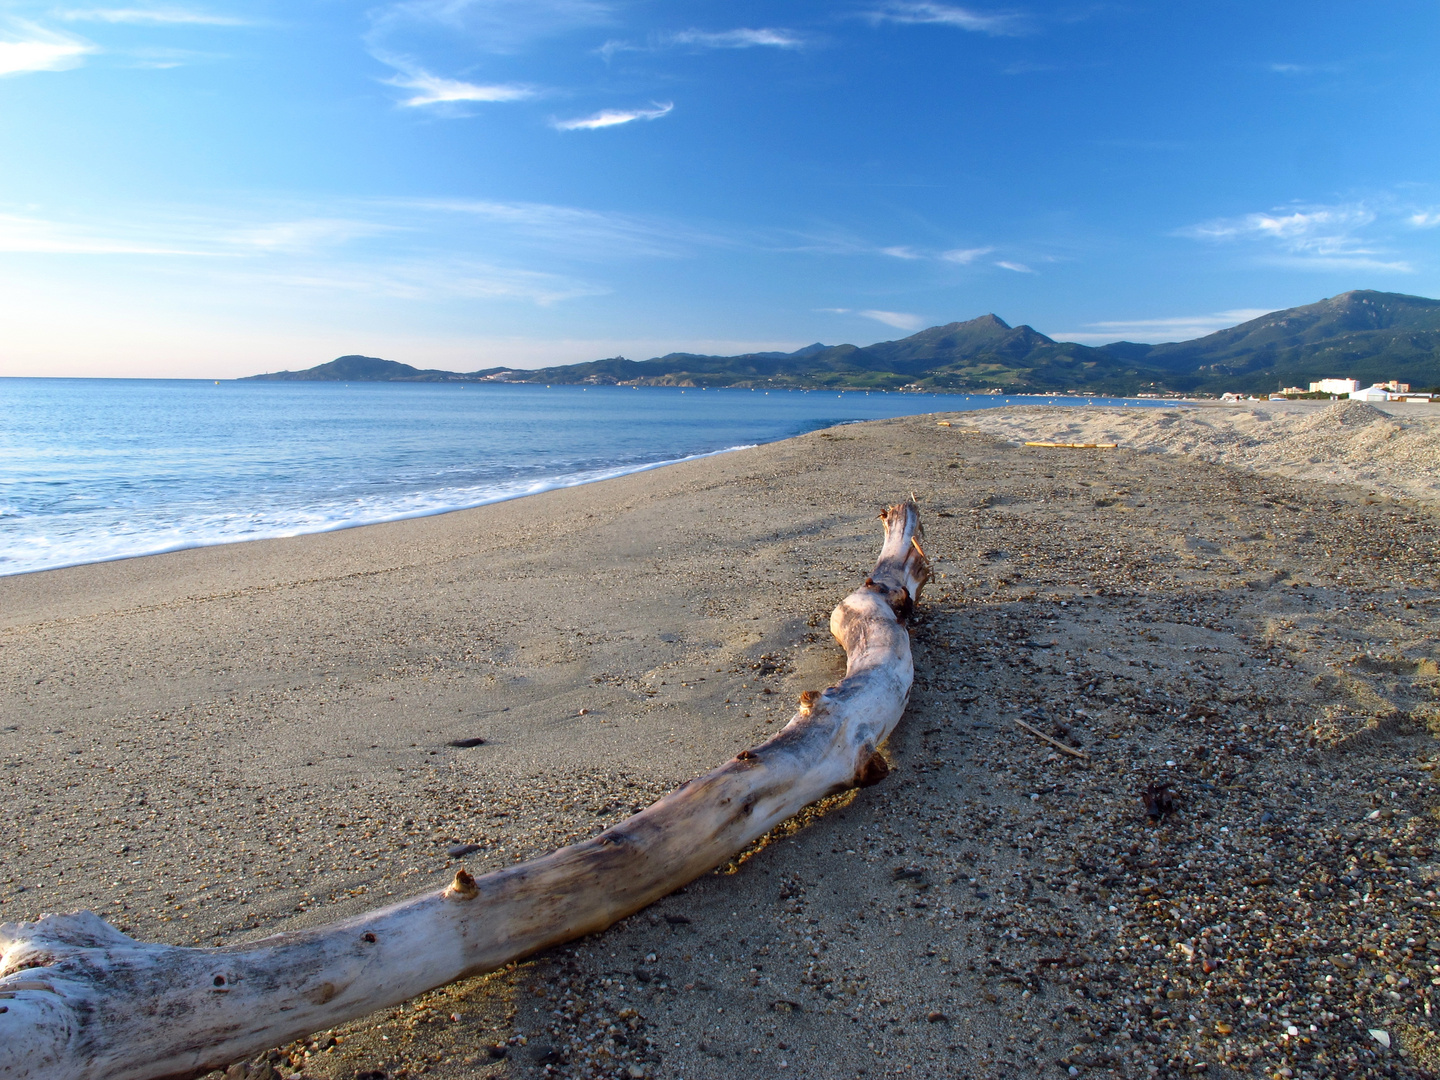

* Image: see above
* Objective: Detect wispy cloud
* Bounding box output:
[0,21,94,76]
[859,309,926,331]
[1050,309,1273,344]
[0,211,211,254]
[399,197,727,259]
[225,219,401,252]
[599,26,804,59]
[121,46,208,67]
[0,203,605,305]
[940,245,993,263]
[786,232,1042,273]
[594,38,632,60]
[1182,205,1373,244]
[1267,61,1343,75]
[787,235,1042,271]
[264,259,600,306]
[864,2,1026,36]
[4,191,737,271]
[385,68,535,107]
[1410,211,1440,229]
[666,27,803,49]
[368,0,615,56]
[58,8,250,25]
[552,101,672,130]
[0,208,403,257]
[1177,201,1415,272]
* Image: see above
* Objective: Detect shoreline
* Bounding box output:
[0,386,1166,583]
[0,441,759,582]
[11,395,1437,583]
[4,412,1440,1079]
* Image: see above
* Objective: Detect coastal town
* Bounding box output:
[1217,379,1439,404]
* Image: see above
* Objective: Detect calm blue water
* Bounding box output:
[0,379,1159,577]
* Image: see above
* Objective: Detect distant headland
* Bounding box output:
[241,290,1440,397]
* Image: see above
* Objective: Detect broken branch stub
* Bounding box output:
[0,501,929,1080]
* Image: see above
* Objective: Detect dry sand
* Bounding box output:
[962,398,1440,506]
[4,403,1440,1080]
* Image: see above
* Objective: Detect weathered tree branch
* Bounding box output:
[0,502,929,1080]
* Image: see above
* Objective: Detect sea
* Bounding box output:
[0,379,1162,577]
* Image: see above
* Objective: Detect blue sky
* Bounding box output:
[0,0,1436,377]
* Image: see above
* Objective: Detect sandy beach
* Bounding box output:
[962,398,1440,506]
[5,402,1440,1080]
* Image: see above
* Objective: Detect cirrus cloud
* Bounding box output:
[552,101,672,130]
[385,68,536,107]
[1177,201,1416,272]
[0,21,94,76]
[817,307,928,332]
[665,27,803,49]
[864,2,1026,36]
[0,201,606,307]
[860,309,927,331]
[0,211,209,254]
[58,8,251,26]
[395,196,730,259]
[599,26,804,58]
[1049,309,1274,344]
[941,245,993,263]
[367,0,615,57]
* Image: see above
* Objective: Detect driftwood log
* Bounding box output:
[0,502,929,1080]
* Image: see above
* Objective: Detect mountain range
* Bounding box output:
[242,290,1440,396]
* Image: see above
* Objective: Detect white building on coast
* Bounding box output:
[1263,378,1425,403]
[1351,385,1394,402]
[1350,382,1414,402]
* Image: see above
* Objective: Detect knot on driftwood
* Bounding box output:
[443,870,479,902]
[863,578,914,624]
[871,501,929,608]
[854,750,890,788]
[797,689,823,715]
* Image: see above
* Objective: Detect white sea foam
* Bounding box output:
[0,444,755,577]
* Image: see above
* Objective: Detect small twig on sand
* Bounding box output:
[1014,718,1089,759]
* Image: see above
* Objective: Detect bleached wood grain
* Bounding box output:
[0,502,928,1080]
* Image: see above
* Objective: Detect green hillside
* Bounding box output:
[512,315,1157,392]
[241,355,511,382]
[1128,291,1440,394]
[242,291,1440,395]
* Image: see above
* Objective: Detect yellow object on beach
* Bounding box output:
[1024,441,1118,449]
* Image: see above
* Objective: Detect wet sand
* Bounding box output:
[4,405,1440,1080]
